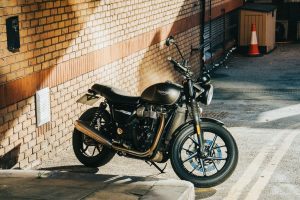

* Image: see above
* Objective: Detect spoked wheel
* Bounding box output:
[80,136,104,158]
[171,122,238,188]
[73,107,115,168]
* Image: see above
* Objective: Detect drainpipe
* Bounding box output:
[199,0,206,77]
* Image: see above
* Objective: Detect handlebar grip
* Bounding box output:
[167,57,177,65]
[167,57,188,73]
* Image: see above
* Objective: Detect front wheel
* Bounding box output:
[171,122,238,188]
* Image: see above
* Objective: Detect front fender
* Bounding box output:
[172,118,224,137]
[200,117,224,126]
[168,118,225,151]
[167,120,193,152]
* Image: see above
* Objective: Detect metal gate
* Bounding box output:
[203,10,239,62]
[195,0,241,76]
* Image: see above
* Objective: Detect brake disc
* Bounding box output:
[187,140,222,173]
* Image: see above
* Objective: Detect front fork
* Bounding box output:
[190,99,205,156]
[183,78,206,158]
[186,78,206,156]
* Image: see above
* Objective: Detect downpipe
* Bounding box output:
[74,115,165,158]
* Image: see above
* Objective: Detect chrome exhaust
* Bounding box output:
[74,115,165,158]
[74,120,112,147]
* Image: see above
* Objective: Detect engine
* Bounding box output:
[112,104,160,151]
[133,105,160,151]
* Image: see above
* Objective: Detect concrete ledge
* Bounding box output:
[0,169,194,200]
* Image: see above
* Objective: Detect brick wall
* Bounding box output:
[0,0,242,169]
[0,0,201,83]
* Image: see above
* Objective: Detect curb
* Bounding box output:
[0,169,51,178]
[0,170,195,200]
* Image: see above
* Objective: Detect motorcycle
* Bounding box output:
[73,36,238,188]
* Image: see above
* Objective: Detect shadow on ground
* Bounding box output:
[39,165,99,174]
[204,43,300,129]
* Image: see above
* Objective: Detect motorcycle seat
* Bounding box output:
[91,84,140,104]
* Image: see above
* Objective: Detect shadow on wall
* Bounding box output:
[1,0,114,106]
[0,144,20,169]
[137,0,201,92]
[0,0,201,104]
[0,0,201,168]
[0,0,103,166]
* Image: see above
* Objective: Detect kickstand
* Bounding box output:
[145,161,167,174]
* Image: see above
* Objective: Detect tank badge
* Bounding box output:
[157,90,171,95]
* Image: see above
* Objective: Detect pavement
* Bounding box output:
[0,170,194,200]
[201,43,300,200]
[1,43,300,200]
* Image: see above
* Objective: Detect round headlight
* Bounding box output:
[206,84,214,105]
[198,84,214,105]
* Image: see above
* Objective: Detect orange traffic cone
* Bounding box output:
[248,24,261,56]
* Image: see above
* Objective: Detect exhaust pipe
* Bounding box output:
[74,115,165,158]
[74,120,112,147]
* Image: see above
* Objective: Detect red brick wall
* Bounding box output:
[0,0,243,169]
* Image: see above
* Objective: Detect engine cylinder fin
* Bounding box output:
[112,114,165,157]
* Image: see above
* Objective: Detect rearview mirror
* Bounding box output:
[166,36,175,47]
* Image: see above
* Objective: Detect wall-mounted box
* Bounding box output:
[6,16,20,52]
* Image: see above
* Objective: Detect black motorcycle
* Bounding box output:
[73,36,238,188]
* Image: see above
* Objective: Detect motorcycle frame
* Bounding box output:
[98,78,209,162]
[78,35,213,162]
[104,100,182,161]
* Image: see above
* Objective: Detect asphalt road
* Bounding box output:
[39,44,300,199]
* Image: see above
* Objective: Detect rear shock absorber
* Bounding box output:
[90,101,107,127]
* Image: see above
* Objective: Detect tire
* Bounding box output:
[72,107,115,168]
[171,122,238,188]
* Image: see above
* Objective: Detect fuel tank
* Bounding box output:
[141,82,182,105]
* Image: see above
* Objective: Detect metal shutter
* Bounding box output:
[203,10,238,61]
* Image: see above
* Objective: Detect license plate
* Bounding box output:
[76,94,99,106]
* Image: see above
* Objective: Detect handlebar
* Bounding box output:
[167,57,189,74]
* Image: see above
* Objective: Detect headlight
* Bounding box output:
[197,84,214,105]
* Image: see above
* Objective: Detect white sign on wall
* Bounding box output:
[36,87,51,126]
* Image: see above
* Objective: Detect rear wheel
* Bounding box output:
[171,122,238,188]
[72,107,115,168]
